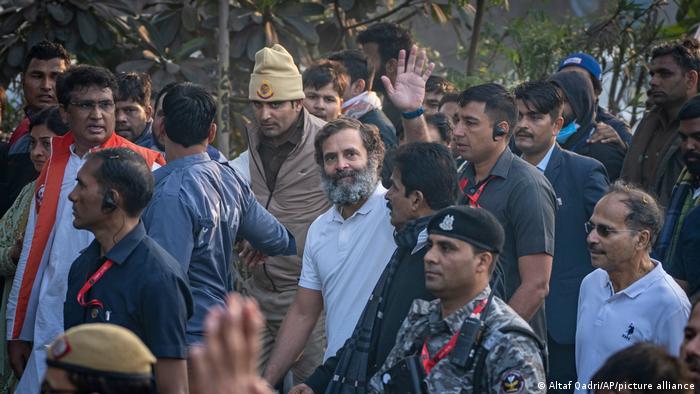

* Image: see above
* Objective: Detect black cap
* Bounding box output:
[427,205,505,253]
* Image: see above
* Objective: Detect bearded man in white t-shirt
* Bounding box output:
[261,46,435,388]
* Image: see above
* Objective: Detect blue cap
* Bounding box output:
[558,53,602,80]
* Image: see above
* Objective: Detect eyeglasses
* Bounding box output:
[70,100,115,113]
[584,221,638,238]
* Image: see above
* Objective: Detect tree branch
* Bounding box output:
[630,66,647,127]
[394,8,420,25]
[333,0,347,50]
[345,0,415,30]
[467,0,486,76]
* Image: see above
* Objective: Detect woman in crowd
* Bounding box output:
[0,106,68,393]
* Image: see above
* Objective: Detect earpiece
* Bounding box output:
[101,190,117,212]
[492,124,507,141]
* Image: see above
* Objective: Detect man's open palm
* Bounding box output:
[381,45,435,113]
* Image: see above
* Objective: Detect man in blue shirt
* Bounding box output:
[65,147,191,394]
[141,83,296,344]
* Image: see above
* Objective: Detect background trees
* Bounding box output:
[0,0,696,155]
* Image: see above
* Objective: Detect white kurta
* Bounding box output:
[8,146,93,394]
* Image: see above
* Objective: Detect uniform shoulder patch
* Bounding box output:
[499,370,525,394]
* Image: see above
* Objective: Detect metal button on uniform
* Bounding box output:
[91,309,99,319]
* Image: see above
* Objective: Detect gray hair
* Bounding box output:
[605,181,663,248]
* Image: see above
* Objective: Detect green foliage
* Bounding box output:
[469,11,584,86]
[676,0,699,18]
[0,0,133,85]
[0,0,687,146]
[665,0,700,38]
[451,0,669,125]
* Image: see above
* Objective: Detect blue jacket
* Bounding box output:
[544,144,609,344]
[142,153,296,343]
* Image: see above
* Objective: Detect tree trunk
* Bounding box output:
[216,0,231,158]
[466,0,486,76]
[607,33,628,115]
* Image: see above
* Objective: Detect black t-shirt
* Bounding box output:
[64,222,193,359]
[458,148,556,342]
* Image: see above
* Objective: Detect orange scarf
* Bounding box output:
[11,132,164,339]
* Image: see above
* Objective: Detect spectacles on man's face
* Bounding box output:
[584,221,638,238]
[70,100,115,113]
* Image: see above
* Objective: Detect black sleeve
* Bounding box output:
[667,208,700,283]
[63,258,87,330]
[305,342,346,392]
[585,143,626,181]
[140,272,191,359]
[507,176,556,258]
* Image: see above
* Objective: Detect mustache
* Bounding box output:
[587,244,604,254]
[331,168,358,182]
[515,128,532,137]
[259,120,278,127]
[686,355,700,372]
[683,151,700,161]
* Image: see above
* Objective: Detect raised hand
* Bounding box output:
[189,294,272,394]
[381,45,435,113]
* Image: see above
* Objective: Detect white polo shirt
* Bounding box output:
[574,260,690,393]
[299,183,396,360]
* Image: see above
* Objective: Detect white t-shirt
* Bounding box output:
[574,260,690,393]
[299,183,396,360]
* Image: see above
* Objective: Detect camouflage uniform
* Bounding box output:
[369,286,546,393]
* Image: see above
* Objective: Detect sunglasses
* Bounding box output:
[584,221,638,238]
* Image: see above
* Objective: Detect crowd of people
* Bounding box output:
[0,20,699,394]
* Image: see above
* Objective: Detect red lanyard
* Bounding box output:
[459,176,494,207]
[77,259,113,309]
[420,298,489,374]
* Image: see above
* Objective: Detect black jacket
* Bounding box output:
[550,72,626,180]
[596,105,632,146]
[305,218,434,394]
[360,108,397,151]
[0,145,38,216]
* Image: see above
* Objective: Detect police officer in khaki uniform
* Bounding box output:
[240,44,329,384]
[369,206,546,393]
[43,324,157,393]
